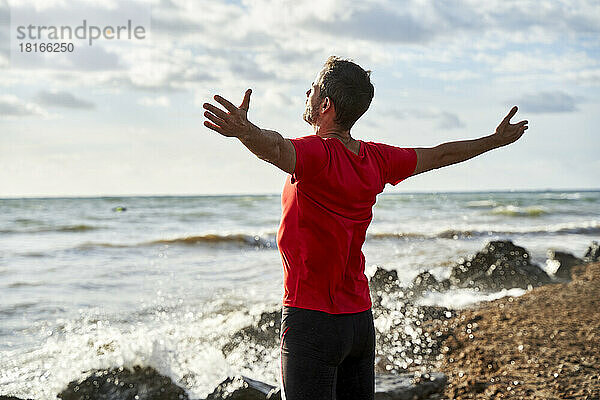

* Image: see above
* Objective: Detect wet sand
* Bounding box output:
[425,262,600,399]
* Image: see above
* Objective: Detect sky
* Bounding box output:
[0,0,598,198]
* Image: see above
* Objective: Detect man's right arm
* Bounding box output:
[411,106,528,176]
[237,127,297,175]
[202,89,297,175]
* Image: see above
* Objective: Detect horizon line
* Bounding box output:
[1,187,599,200]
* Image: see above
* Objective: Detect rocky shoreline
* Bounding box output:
[425,260,600,399]
[1,240,598,400]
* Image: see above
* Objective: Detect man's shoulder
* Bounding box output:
[292,133,322,141]
[364,141,414,152]
[362,140,389,154]
[363,140,388,147]
[289,134,328,152]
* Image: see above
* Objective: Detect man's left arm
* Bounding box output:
[202,89,296,174]
[411,106,528,176]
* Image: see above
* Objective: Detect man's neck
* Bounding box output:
[313,124,360,156]
[313,125,353,144]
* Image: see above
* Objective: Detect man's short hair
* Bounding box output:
[318,56,375,130]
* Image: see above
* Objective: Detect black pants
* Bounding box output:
[280,306,376,400]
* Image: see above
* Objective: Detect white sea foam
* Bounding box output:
[416,287,527,309]
[0,302,281,400]
[490,205,549,216]
[465,200,498,208]
[540,192,582,200]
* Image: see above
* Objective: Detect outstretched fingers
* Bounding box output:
[239,89,252,111]
[214,95,238,113]
[517,120,529,134]
[203,103,229,120]
[204,110,227,127]
[515,119,528,127]
[204,120,226,134]
[503,106,518,124]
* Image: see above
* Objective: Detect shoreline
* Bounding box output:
[424,262,600,399]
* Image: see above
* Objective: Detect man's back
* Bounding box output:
[276,135,417,314]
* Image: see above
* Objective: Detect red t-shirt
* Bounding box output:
[276,135,418,314]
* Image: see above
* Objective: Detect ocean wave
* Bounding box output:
[540,192,582,200]
[75,242,131,249]
[0,302,39,317]
[56,224,99,232]
[0,302,272,400]
[368,230,477,240]
[74,233,277,250]
[149,233,276,248]
[368,232,427,239]
[542,221,600,235]
[489,205,549,217]
[465,200,499,208]
[6,281,46,288]
[13,217,42,225]
[368,221,600,240]
[1,224,99,234]
[21,252,47,258]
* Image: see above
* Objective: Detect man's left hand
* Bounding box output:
[493,106,529,147]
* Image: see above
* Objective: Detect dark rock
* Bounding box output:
[410,271,450,294]
[205,376,280,400]
[410,271,439,294]
[449,240,551,291]
[222,309,281,357]
[369,266,407,310]
[547,249,585,280]
[0,396,34,400]
[375,372,447,400]
[57,365,188,400]
[370,266,402,293]
[438,278,452,291]
[583,241,600,263]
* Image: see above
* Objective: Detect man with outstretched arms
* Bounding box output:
[202,56,528,400]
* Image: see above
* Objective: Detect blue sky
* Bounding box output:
[0,0,598,197]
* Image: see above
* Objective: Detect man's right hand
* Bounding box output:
[493,106,529,147]
[203,89,256,139]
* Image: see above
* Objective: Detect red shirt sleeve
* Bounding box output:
[376,143,418,186]
[289,135,328,184]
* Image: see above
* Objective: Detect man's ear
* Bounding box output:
[322,97,332,112]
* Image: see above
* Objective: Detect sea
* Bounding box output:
[1,190,598,399]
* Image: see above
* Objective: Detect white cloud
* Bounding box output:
[35,89,95,109]
[0,53,8,68]
[382,107,465,130]
[565,69,600,86]
[418,68,481,81]
[0,94,48,117]
[2,0,598,94]
[138,95,170,107]
[479,50,597,74]
[513,91,581,114]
